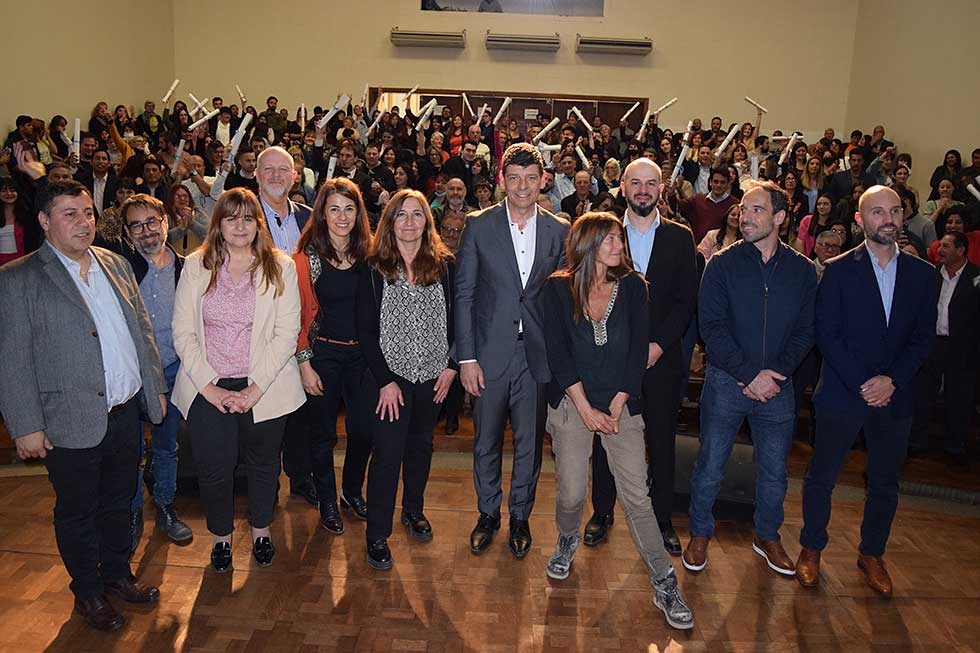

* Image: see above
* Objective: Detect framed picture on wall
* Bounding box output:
[421,1,603,17]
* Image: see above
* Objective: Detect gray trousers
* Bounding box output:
[472,341,545,521]
[548,396,674,585]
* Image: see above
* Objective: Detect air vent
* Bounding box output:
[575,35,652,55]
[390,28,466,48]
[486,32,561,52]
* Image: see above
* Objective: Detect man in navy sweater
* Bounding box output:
[797,186,936,596]
[684,180,817,578]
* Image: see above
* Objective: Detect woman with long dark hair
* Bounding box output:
[541,212,693,630]
[294,177,375,534]
[929,149,962,200]
[357,189,457,571]
[0,177,42,266]
[172,188,305,573]
[796,193,836,257]
[697,203,741,262]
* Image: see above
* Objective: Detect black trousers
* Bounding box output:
[365,376,439,542]
[911,336,976,455]
[281,404,314,486]
[443,376,465,423]
[44,395,141,600]
[307,341,372,511]
[187,378,287,536]
[590,348,684,523]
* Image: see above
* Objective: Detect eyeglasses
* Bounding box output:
[441,225,463,235]
[127,216,164,234]
[829,228,847,235]
[816,242,841,249]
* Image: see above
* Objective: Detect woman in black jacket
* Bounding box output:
[357,188,458,571]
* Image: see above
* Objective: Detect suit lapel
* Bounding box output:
[856,247,889,332]
[493,206,523,288]
[38,244,89,314]
[527,215,553,286]
[250,272,274,363]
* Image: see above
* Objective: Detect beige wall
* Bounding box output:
[172,0,858,139]
[0,0,173,138]
[846,0,980,191]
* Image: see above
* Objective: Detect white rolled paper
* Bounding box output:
[968,184,980,203]
[162,79,180,103]
[462,93,475,117]
[477,104,489,121]
[398,85,420,114]
[300,103,306,133]
[745,96,768,113]
[171,139,186,175]
[536,143,562,152]
[367,111,387,135]
[189,108,220,131]
[620,101,641,124]
[653,97,678,116]
[751,155,760,180]
[361,84,369,110]
[189,94,209,116]
[713,127,739,164]
[575,145,590,169]
[417,100,438,127]
[571,106,592,133]
[778,133,800,166]
[493,97,513,127]
[532,117,560,144]
[682,120,694,145]
[670,144,690,185]
[235,84,246,102]
[225,113,253,165]
[72,118,80,155]
[316,95,352,129]
[326,155,338,180]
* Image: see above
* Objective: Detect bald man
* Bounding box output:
[559,170,596,218]
[798,186,937,596]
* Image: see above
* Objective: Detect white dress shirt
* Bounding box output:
[93,173,108,212]
[936,262,966,336]
[507,199,536,335]
[215,120,232,146]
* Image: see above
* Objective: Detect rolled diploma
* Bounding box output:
[361,84,369,110]
[300,103,306,133]
[751,155,760,180]
[778,133,800,166]
[235,84,246,102]
[536,143,562,152]
[682,120,694,145]
[171,139,186,175]
[189,95,210,116]
[317,95,352,129]
[745,96,768,113]
[533,117,560,143]
[162,79,180,103]
[399,85,420,113]
[620,101,641,123]
[714,127,738,163]
[367,111,387,135]
[189,108,220,131]
[670,144,690,185]
[225,114,253,164]
[575,145,590,168]
[968,184,980,203]
[462,93,475,117]
[477,104,489,121]
[326,155,338,180]
[72,118,80,155]
[493,97,512,127]
[417,100,438,128]
[571,106,592,133]
[653,97,678,115]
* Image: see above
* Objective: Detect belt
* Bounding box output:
[317,337,359,346]
[108,395,137,416]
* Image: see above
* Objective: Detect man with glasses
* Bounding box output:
[813,230,843,280]
[95,194,192,552]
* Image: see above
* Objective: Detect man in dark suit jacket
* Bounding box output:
[910,232,980,458]
[75,148,121,216]
[587,158,698,553]
[825,149,876,204]
[0,181,168,631]
[799,186,937,597]
[456,143,569,558]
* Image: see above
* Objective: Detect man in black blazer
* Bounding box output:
[456,143,569,558]
[798,186,937,597]
[910,231,980,458]
[75,148,121,216]
[825,149,875,204]
[586,158,697,554]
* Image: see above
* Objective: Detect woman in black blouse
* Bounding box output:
[294,177,375,534]
[357,188,458,571]
[541,212,694,631]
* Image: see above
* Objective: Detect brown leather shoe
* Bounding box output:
[752,537,796,576]
[74,595,124,631]
[104,577,160,604]
[796,548,821,588]
[682,536,708,571]
[857,554,893,597]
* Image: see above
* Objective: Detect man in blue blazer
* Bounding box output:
[797,186,937,596]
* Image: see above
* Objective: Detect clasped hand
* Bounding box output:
[860,375,894,408]
[202,382,260,414]
[738,369,786,402]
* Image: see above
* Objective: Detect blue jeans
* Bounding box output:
[132,360,180,512]
[688,364,795,541]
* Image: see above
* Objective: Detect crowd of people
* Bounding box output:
[0,91,978,634]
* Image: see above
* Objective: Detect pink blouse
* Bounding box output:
[202,262,256,378]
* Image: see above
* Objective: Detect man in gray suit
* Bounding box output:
[456,143,569,558]
[0,181,168,632]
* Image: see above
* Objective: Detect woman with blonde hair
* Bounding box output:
[357,188,458,571]
[172,188,305,573]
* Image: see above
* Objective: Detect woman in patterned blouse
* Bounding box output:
[356,188,458,571]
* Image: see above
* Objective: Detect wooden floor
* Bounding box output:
[1,455,979,652]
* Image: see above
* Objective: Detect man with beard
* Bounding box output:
[684,181,816,578]
[584,158,698,554]
[431,177,473,230]
[96,195,192,551]
[797,186,936,597]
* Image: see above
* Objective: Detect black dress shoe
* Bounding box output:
[340,492,368,520]
[445,415,459,435]
[211,542,232,573]
[660,522,682,556]
[130,507,144,558]
[469,512,501,554]
[155,503,193,544]
[290,479,319,506]
[104,577,160,604]
[509,518,532,559]
[367,539,393,570]
[252,537,275,567]
[320,503,345,535]
[74,595,124,631]
[401,512,433,541]
[584,512,614,547]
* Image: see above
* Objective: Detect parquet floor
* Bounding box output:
[1,452,979,652]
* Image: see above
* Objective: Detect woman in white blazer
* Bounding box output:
[172,187,305,573]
